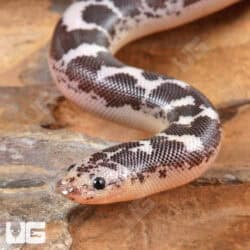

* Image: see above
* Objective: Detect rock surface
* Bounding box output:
[0,1,250,250]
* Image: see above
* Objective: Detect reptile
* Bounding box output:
[49,0,239,204]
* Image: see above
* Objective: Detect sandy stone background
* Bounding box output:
[0,1,250,249]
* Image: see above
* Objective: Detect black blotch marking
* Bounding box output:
[163,116,221,157]
[112,0,142,17]
[148,80,212,109]
[67,70,145,110]
[99,162,117,170]
[145,0,166,10]
[66,55,102,83]
[110,147,151,171]
[150,137,188,169]
[142,71,160,81]
[103,142,150,171]
[82,4,118,36]
[63,51,124,96]
[144,12,160,18]
[147,82,189,107]
[88,152,118,170]
[50,20,110,60]
[102,73,145,109]
[89,152,108,163]
[65,52,124,96]
[163,116,220,145]
[159,169,167,178]
[76,163,95,173]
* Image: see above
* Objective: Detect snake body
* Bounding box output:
[50,0,239,204]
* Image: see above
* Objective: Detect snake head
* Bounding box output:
[56,160,130,204]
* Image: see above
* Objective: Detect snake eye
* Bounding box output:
[93,177,106,190]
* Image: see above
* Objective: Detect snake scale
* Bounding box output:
[50,0,239,204]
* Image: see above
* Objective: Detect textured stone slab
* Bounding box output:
[69,184,250,250]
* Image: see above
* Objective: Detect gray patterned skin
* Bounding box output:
[49,0,238,204]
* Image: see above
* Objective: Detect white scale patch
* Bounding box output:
[107,104,167,132]
[162,96,195,113]
[63,0,122,32]
[61,43,108,66]
[63,1,110,39]
[199,105,219,120]
[175,105,219,125]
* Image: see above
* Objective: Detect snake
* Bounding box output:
[49,0,239,204]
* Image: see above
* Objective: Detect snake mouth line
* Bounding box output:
[56,179,75,196]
